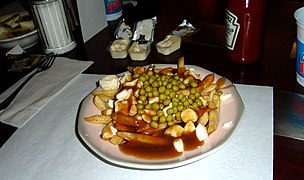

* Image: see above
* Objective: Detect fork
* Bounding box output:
[0,53,56,110]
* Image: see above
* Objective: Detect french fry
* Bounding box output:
[216,77,226,88]
[159,67,175,75]
[92,89,119,97]
[114,122,137,132]
[97,94,113,102]
[84,115,112,124]
[201,84,217,94]
[207,110,218,133]
[93,95,108,111]
[102,125,117,139]
[197,73,215,93]
[117,132,171,146]
[177,57,186,75]
[212,94,221,114]
[198,111,209,126]
[112,113,139,126]
[101,108,113,116]
[109,135,125,145]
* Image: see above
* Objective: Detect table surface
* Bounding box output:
[1,0,304,179]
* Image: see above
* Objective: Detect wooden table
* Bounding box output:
[1,0,304,179]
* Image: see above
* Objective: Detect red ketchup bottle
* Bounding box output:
[225,0,267,64]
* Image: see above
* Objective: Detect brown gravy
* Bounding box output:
[118,130,204,159]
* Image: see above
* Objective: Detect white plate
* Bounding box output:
[0,11,39,50]
[77,64,245,169]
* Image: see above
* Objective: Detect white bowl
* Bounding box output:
[0,29,39,50]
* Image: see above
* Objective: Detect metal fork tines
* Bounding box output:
[0,53,56,110]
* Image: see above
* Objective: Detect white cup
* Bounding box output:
[294,7,304,87]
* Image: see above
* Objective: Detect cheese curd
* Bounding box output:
[99,75,120,90]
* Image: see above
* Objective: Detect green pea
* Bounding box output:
[167,108,174,115]
[138,109,145,114]
[172,101,178,107]
[218,91,223,96]
[190,87,197,94]
[171,79,178,85]
[159,104,164,110]
[143,81,149,86]
[181,97,187,102]
[177,93,184,100]
[148,70,154,76]
[165,89,171,95]
[145,74,149,80]
[163,99,171,106]
[190,81,198,87]
[172,85,179,91]
[152,103,159,110]
[133,73,140,78]
[183,101,189,107]
[145,104,151,109]
[167,114,173,121]
[169,91,176,99]
[176,112,181,118]
[137,104,144,109]
[158,86,166,93]
[159,93,166,101]
[139,76,146,82]
[142,100,148,105]
[152,90,159,97]
[177,105,184,111]
[192,102,199,109]
[150,121,159,128]
[154,69,160,74]
[139,89,145,95]
[149,78,154,84]
[187,99,193,104]
[195,92,200,98]
[139,95,146,101]
[161,75,166,81]
[152,81,159,88]
[159,116,166,123]
[147,92,153,97]
[179,83,186,89]
[173,107,178,113]
[157,110,164,117]
[172,97,179,102]
[146,86,153,92]
[189,94,196,100]
[196,99,203,106]
[152,115,159,121]
[166,83,173,89]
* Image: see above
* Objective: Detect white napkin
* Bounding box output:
[0,74,273,180]
[0,57,93,128]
